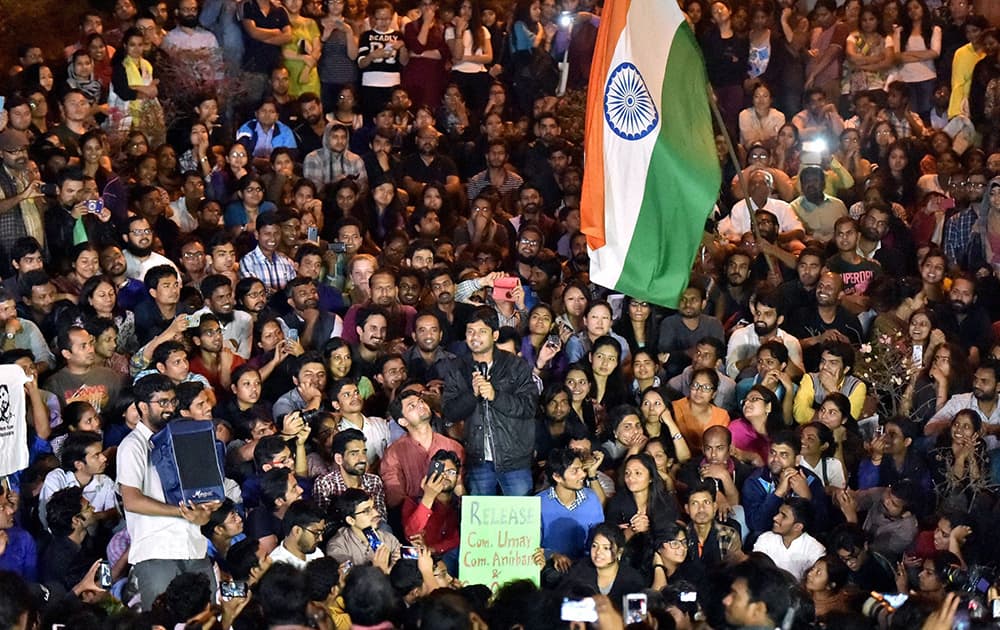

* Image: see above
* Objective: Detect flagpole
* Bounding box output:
[704,84,778,278]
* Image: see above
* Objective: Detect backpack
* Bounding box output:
[150,420,227,505]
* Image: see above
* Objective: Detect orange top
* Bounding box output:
[672,398,731,454]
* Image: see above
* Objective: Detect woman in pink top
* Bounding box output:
[729,385,784,467]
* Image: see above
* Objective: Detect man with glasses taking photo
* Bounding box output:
[117,374,220,611]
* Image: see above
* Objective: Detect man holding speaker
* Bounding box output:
[117,374,221,611]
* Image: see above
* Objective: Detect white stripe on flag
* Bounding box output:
[589,0,684,289]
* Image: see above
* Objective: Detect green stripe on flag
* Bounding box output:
[614,22,720,309]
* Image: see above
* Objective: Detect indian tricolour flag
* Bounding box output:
[581,0,721,308]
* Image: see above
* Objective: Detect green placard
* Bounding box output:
[459,495,541,591]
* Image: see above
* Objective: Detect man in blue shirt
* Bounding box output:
[741,431,828,543]
[538,447,605,571]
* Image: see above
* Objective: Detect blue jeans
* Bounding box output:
[467,463,533,496]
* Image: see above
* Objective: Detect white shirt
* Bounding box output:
[337,415,392,465]
[726,325,803,379]
[798,456,846,489]
[117,422,208,564]
[123,249,180,282]
[268,541,323,569]
[195,307,254,359]
[39,468,118,530]
[718,197,803,243]
[168,197,200,234]
[752,531,825,580]
[0,366,30,477]
[930,392,1000,450]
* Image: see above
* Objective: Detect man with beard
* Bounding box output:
[303,123,367,188]
[122,215,180,281]
[520,114,568,212]
[396,269,425,309]
[779,247,824,316]
[196,275,254,359]
[712,250,754,333]
[99,244,147,311]
[442,306,538,496]
[726,288,803,380]
[0,129,46,277]
[510,223,545,309]
[273,352,327,423]
[737,210,798,282]
[294,244,346,315]
[925,361,1000,448]
[162,0,221,58]
[856,204,914,277]
[741,430,827,541]
[427,267,475,347]
[466,139,524,204]
[117,374,220,610]
[509,185,557,242]
[400,125,460,200]
[332,378,392,466]
[280,277,342,351]
[825,216,880,316]
[789,165,847,244]
[314,428,388,518]
[17,271,59,344]
[189,313,245,396]
[786,271,864,372]
[269,501,325,569]
[658,284,725,380]
[404,311,455,382]
[383,386,464,508]
[0,288,54,373]
[352,306,388,380]
[133,186,182,260]
[342,268,416,346]
[563,232,590,277]
[528,250,562,306]
[933,274,994,365]
[292,93,327,156]
[44,166,116,262]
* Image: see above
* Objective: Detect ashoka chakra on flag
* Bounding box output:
[603,62,659,141]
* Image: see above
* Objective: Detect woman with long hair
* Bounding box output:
[79,274,139,355]
[799,421,846,490]
[816,392,865,484]
[878,140,921,210]
[589,336,630,413]
[108,28,161,138]
[845,6,895,97]
[521,303,567,380]
[318,0,359,113]
[896,0,941,119]
[446,0,493,114]
[508,0,548,116]
[729,384,783,467]
[612,296,659,358]
[738,81,785,150]
[639,386,690,466]
[541,523,645,601]
[565,363,601,436]
[903,342,971,427]
[224,174,277,238]
[930,409,991,513]
[803,555,853,619]
[555,281,589,337]
[772,123,801,176]
[282,0,323,97]
[361,176,406,246]
[605,454,679,552]
[862,119,897,164]
[78,130,128,223]
[53,243,102,302]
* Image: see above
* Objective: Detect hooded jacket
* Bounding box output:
[302,123,368,187]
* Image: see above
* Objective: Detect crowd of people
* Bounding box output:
[0,0,999,627]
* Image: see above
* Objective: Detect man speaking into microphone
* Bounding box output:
[443,306,539,496]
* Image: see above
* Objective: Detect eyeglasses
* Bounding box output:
[744,396,766,404]
[182,251,205,258]
[130,228,153,236]
[2,147,28,154]
[150,397,179,407]
[244,186,263,193]
[665,539,688,549]
[691,382,716,392]
[245,290,266,299]
[229,152,247,158]
[353,506,377,516]
[304,526,325,537]
[519,238,539,247]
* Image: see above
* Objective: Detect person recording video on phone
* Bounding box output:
[43,165,117,260]
[443,306,538,496]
